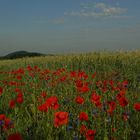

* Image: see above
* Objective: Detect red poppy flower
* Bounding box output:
[119,90,126,96]
[0,114,6,120]
[0,87,3,95]
[9,100,15,108]
[70,71,77,78]
[109,101,116,110]
[78,71,88,79]
[17,75,22,80]
[9,81,17,86]
[59,75,67,82]
[96,81,102,87]
[7,133,23,140]
[46,96,59,110]
[109,80,114,86]
[107,101,116,115]
[116,93,122,100]
[79,112,89,121]
[54,111,69,127]
[85,129,96,140]
[95,101,102,108]
[91,92,102,108]
[14,88,22,93]
[17,93,23,98]
[41,92,47,98]
[80,125,87,135]
[103,80,108,87]
[2,117,14,130]
[118,97,128,107]
[16,97,23,104]
[102,87,108,93]
[91,92,101,102]
[78,84,89,93]
[76,80,83,88]
[122,80,128,87]
[38,103,48,112]
[17,68,24,75]
[92,72,96,79]
[76,81,89,93]
[75,96,85,104]
[27,65,33,71]
[4,118,11,126]
[134,103,140,111]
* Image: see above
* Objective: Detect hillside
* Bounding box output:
[1,51,45,59]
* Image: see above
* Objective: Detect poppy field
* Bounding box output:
[0,51,140,140]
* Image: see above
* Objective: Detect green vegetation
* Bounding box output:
[0,50,140,140]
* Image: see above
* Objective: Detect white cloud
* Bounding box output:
[103,7,126,15]
[65,2,127,18]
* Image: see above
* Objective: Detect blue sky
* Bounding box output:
[0,0,140,56]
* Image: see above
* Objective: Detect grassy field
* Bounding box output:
[0,51,140,140]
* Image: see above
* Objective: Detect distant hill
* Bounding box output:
[2,51,46,59]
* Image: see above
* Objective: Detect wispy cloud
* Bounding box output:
[64,2,127,18]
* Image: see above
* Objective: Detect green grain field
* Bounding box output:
[0,51,140,140]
